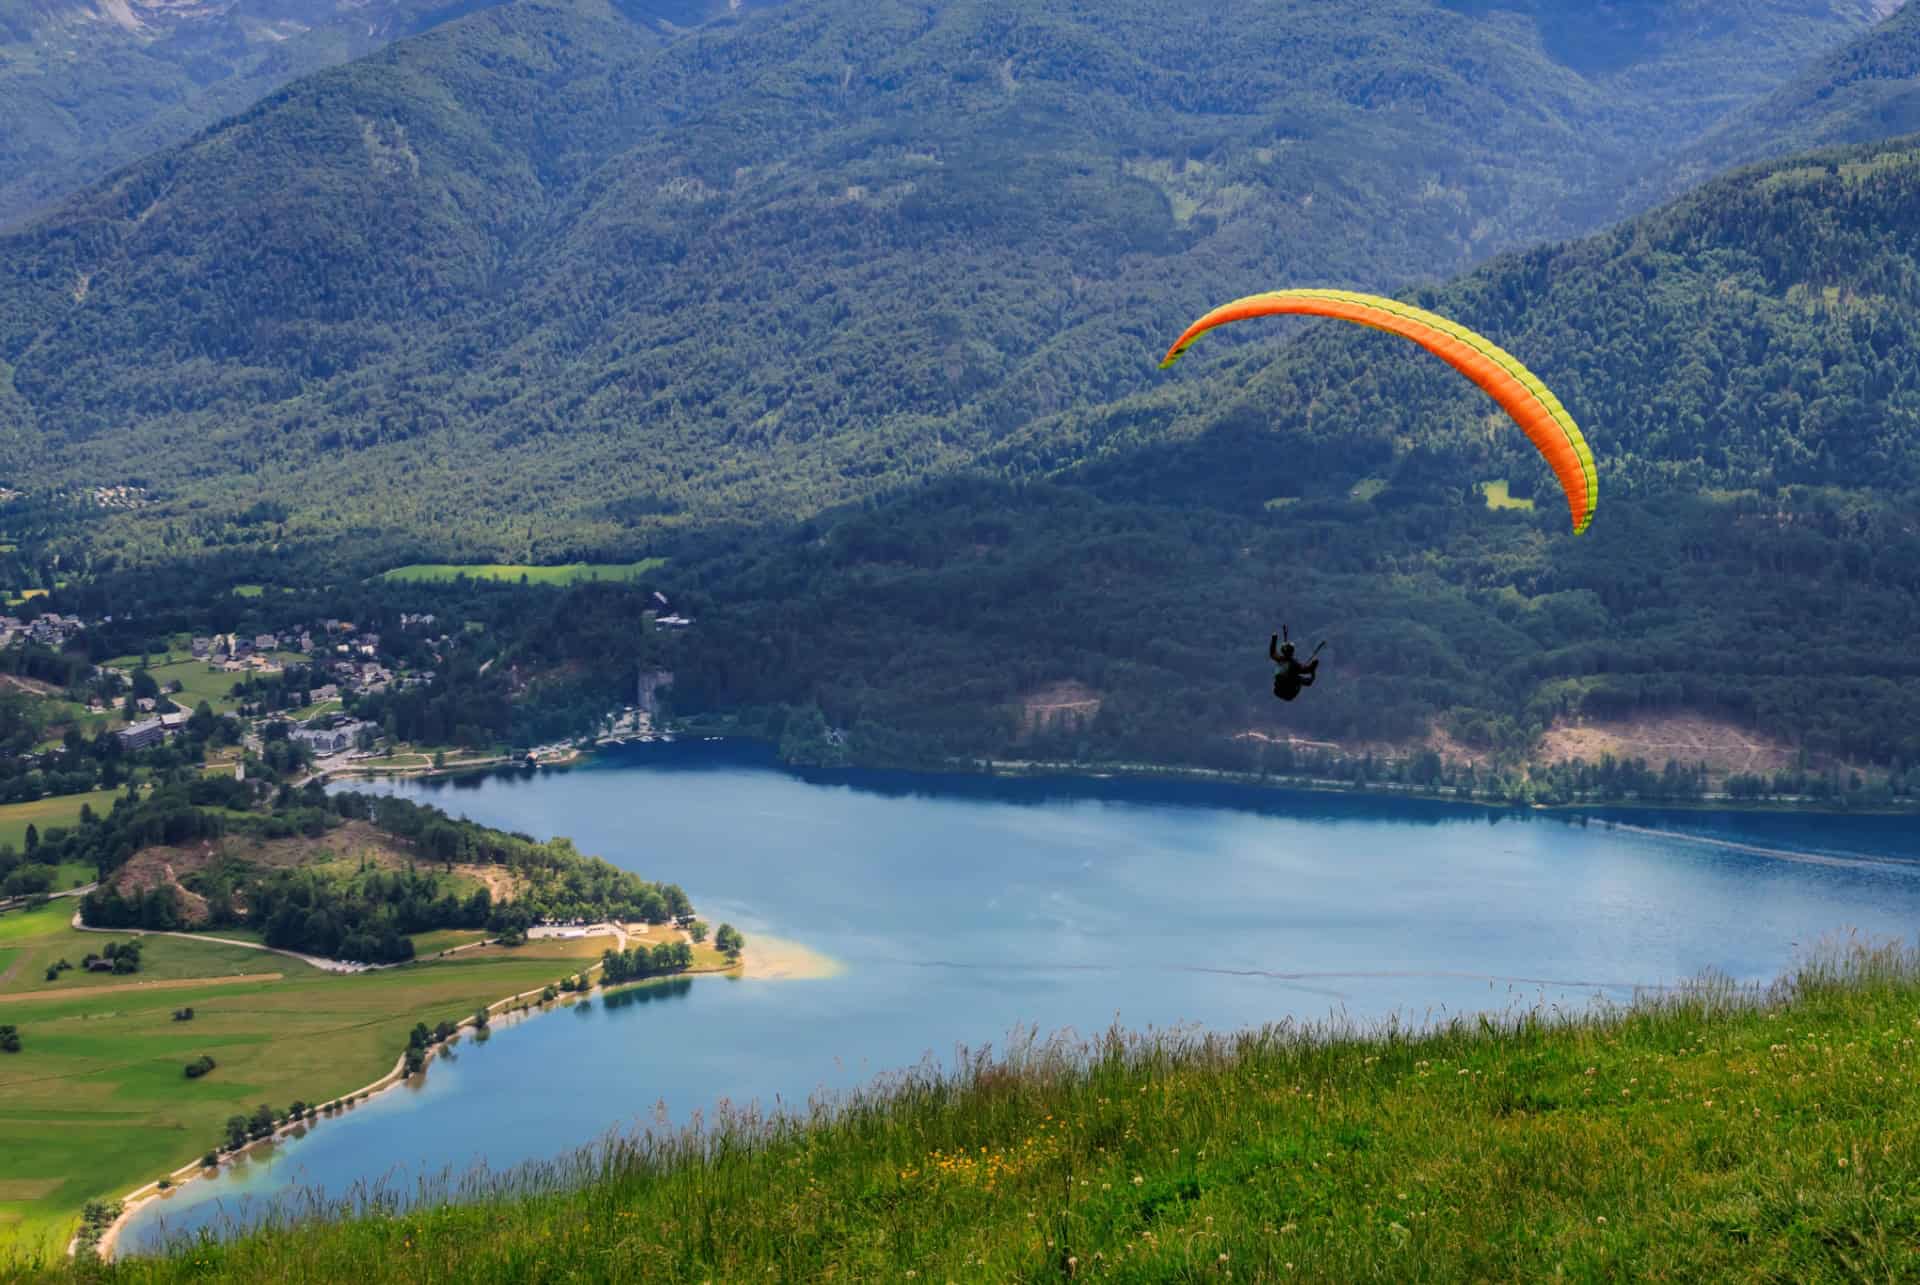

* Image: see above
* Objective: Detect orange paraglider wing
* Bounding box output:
[1161,288,1596,534]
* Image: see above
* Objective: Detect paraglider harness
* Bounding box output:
[1269,627,1325,702]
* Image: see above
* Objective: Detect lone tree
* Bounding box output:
[0,1025,20,1053]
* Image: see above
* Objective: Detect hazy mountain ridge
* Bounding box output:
[0,0,534,225]
[1579,0,1920,222]
[0,0,1900,565]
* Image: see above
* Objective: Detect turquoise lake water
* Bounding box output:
[121,742,1920,1251]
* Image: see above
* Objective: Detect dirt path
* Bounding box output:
[0,972,282,1003]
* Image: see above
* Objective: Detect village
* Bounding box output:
[80,617,442,763]
[0,588,699,815]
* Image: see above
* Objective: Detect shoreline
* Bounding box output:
[308,726,1920,819]
[84,925,786,1263]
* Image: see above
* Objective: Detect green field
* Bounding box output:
[49,864,92,892]
[230,585,264,598]
[25,943,1920,1282]
[91,659,249,716]
[409,930,490,956]
[138,662,247,715]
[0,791,122,851]
[376,561,665,586]
[0,899,612,1253]
[1479,478,1537,511]
[293,700,343,725]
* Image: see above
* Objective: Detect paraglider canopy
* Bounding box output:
[1161,288,1597,535]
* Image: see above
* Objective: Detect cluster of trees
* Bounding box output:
[334,792,691,926]
[403,1011,487,1074]
[246,868,488,965]
[223,1104,290,1151]
[1527,758,1712,806]
[184,1054,216,1079]
[598,941,694,984]
[72,777,694,964]
[82,941,142,974]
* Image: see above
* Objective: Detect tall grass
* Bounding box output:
[22,937,1920,1281]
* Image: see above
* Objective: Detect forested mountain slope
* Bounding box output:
[0,0,1900,566]
[1004,135,1920,507]
[655,136,1920,774]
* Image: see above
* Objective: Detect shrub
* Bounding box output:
[0,1025,19,1053]
[184,1054,217,1079]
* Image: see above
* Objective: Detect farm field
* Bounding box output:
[0,897,611,1252]
[376,561,664,586]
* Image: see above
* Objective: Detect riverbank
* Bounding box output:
[34,940,1920,1282]
[85,925,769,1262]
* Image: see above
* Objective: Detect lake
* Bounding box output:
[121,742,1920,1251]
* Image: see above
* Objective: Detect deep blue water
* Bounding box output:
[122,743,1920,1251]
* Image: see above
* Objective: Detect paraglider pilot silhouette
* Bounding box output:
[1269,626,1326,702]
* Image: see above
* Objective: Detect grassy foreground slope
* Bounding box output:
[18,943,1917,1280]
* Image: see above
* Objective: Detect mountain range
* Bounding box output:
[0,0,1912,569]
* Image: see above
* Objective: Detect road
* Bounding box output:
[67,911,397,974]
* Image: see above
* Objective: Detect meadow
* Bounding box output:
[1478,478,1536,511]
[90,660,249,718]
[0,899,611,1254]
[14,941,1917,1282]
[375,562,665,587]
[0,792,123,852]
[134,664,246,717]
